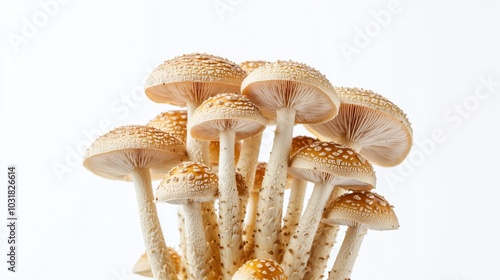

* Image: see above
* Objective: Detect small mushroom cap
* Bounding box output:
[190,93,267,141]
[290,135,319,157]
[83,125,187,181]
[145,53,246,106]
[305,87,413,167]
[322,190,399,231]
[232,258,287,280]
[147,110,188,143]
[209,140,242,167]
[241,60,340,124]
[133,248,183,277]
[155,162,218,204]
[239,60,268,74]
[288,141,375,190]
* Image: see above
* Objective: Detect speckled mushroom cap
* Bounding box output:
[209,140,242,167]
[145,53,246,106]
[322,190,399,231]
[83,125,187,181]
[133,248,183,277]
[155,162,218,204]
[290,135,318,157]
[147,110,188,143]
[190,93,267,141]
[241,60,340,124]
[288,141,375,190]
[239,61,268,74]
[305,87,413,167]
[232,258,287,280]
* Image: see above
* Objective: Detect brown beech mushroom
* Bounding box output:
[281,141,375,280]
[305,87,412,167]
[281,135,318,255]
[156,162,218,279]
[324,191,399,280]
[145,52,246,164]
[232,258,287,280]
[190,93,267,278]
[241,60,340,259]
[83,125,187,280]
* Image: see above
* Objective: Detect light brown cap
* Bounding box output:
[133,247,183,277]
[305,87,413,167]
[209,140,242,167]
[232,258,287,280]
[290,135,318,157]
[83,125,187,181]
[190,93,267,141]
[241,60,340,124]
[239,61,268,74]
[147,110,188,143]
[155,162,218,204]
[322,190,399,231]
[145,53,246,106]
[288,141,375,190]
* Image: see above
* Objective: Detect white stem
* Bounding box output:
[218,129,243,278]
[201,201,222,279]
[183,202,209,279]
[177,208,190,280]
[131,168,178,280]
[282,182,335,280]
[186,101,210,165]
[255,107,296,259]
[243,191,259,259]
[281,177,308,257]
[328,225,368,280]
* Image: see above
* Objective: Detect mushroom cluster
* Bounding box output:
[83,53,413,280]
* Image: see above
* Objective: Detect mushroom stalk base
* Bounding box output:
[183,203,209,279]
[328,225,368,280]
[254,107,296,260]
[282,182,335,280]
[132,168,178,280]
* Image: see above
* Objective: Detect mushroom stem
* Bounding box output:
[201,202,222,279]
[328,225,368,280]
[218,128,244,277]
[182,202,209,279]
[255,107,296,259]
[282,182,335,280]
[243,190,259,259]
[186,101,210,165]
[177,208,191,280]
[280,177,308,260]
[131,168,178,280]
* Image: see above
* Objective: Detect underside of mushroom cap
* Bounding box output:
[241,60,340,124]
[145,53,247,106]
[322,190,399,231]
[83,125,187,181]
[306,87,413,167]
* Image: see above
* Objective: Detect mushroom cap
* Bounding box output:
[288,141,375,190]
[232,258,287,280]
[145,53,246,106]
[83,125,187,181]
[147,110,188,143]
[305,87,413,167]
[190,93,267,141]
[208,140,242,167]
[155,162,218,204]
[322,190,399,231]
[239,60,268,74]
[133,248,183,277]
[241,60,340,124]
[290,135,318,157]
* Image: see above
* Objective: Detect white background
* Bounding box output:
[1,0,499,279]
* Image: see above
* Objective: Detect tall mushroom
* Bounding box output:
[281,141,375,280]
[305,87,412,167]
[324,191,399,280]
[241,60,340,259]
[190,93,267,277]
[156,162,219,279]
[83,125,187,280]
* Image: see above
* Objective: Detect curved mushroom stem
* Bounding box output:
[218,128,244,278]
[280,177,308,261]
[282,182,335,280]
[255,107,296,259]
[183,202,209,279]
[328,224,368,280]
[131,168,178,280]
